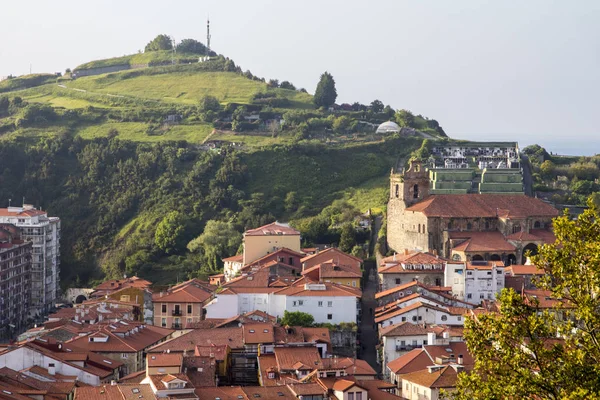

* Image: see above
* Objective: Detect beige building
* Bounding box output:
[152,279,216,329]
[387,160,559,265]
[243,222,301,265]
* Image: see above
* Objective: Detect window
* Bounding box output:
[289,257,294,265]
[452,254,461,261]
[418,225,421,233]
[121,353,129,359]
[467,222,472,230]
[187,318,192,324]
[413,184,419,199]
[467,271,472,276]
[441,315,448,321]
[298,300,304,306]
[412,316,417,322]
[161,318,166,327]
[395,278,402,284]
[348,393,354,400]
[395,184,399,198]
[400,340,406,346]
[293,301,297,307]
[467,294,472,299]
[187,304,192,314]
[327,314,333,320]
[485,221,490,230]
[120,295,130,302]
[318,301,323,307]
[161,304,167,313]
[401,317,406,322]
[480,294,485,299]
[497,270,503,275]
[356,393,363,400]
[412,340,418,346]
[328,301,333,307]
[513,224,521,234]
[458,316,462,321]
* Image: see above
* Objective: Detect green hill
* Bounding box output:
[0,45,441,286]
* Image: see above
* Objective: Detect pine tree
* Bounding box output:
[313,71,337,108]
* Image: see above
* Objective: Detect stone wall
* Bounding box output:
[329,329,357,357]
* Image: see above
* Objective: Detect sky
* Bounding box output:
[2,0,599,155]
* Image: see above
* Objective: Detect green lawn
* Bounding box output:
[68,71,268,104]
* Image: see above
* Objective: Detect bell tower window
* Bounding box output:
[395,184,399,198]
[413,184,419,199]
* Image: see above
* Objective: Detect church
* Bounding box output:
[387,160,559,265]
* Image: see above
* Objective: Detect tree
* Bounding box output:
[540,160,556,180]
[279,81,296,90]
[370,99,384,113]
[223,59,236,72]
[313,71,337,108]
[339,223,356,253]
[177,38,207,54]
[395,109,415,128]
[0,96,8,116]
[198,95,221,113]
[144,34,173,52]
[281,310,314,327]
[452,202,600,399]
[187,220,242,272]
[332,116,352,135]
[267,79,279,88]
[154,211,185,254]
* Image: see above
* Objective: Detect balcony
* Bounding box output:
[396,345,416,352]
[171,323,182,329]
[172,309,182,316]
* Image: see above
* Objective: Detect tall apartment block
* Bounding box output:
[0,224,32,337]
[0,205,60,318]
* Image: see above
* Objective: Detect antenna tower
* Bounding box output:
[171,36,176,65]
[206,17,211,59]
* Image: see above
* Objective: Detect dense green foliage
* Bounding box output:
[177,38,209,55]
[314,72,337,108]
[0,131,420,286]
[145,34,173,52]
[453,201,600,399]
[281,311,315,327]
[525,144,600,206]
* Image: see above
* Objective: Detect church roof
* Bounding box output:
[405,194,559,218]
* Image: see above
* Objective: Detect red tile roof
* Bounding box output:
[66,323,173,353]
[147,353,183,367]
[405,194,559,218]
[151,279,215,303]
[222,254,243,263]
[379,321,430,337]
[374,302,448,323]
[450,231,516,252]
[195,386,247,400]
[400,364,466,389]
[302,260,362,279]
[301,248,362,267]
[148,327,244,353]
[505,264,545,275]
[243,323,275,344]
[245,222,300,236]
[274,279,362,297]
[274,346,322,371]
[387,349,431,374]
[375,281,419,300]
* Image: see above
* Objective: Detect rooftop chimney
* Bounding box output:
[48,363,55,376]
[427,332,436,346]
[457,354,463,365]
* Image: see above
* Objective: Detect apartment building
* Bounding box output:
[444,260,505,303]
[0,205,60,318]
[0,224,32,338]
[152,279,216,329]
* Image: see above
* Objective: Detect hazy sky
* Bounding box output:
[2,0,599,154]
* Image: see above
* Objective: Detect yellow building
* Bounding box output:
[243,222,301,265]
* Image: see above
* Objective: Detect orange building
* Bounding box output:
[152,279,216,329]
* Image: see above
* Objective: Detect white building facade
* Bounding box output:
[444,261,505,304]
[0,206,61,317]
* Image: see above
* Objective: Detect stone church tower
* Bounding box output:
[387,160,430,252]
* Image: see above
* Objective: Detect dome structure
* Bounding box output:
[376,121,401,134]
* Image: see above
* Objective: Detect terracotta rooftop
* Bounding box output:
[274,346,322,371]
[505,264,545,275]
[374,302,448,323]
[274,278,362,298]
[450,231,516,253]
[147,353,183,367]
[195,386,247,400]
[243,323,275,344]
[302,260,362,279]
[244,222,300,236]
[222,254,243,263]
[152,279,215,303]
[379,321,430,337]
[148,327,244,353]
[66,323,174,353]
[242,386,297,400]
[405,194,559,218]
[400,364,466,389]
[375,281,419,300]
[300,247,362,267]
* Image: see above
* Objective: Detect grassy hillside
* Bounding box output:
[74,50,203,70]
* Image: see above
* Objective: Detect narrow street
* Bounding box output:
[358,261,380,375]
